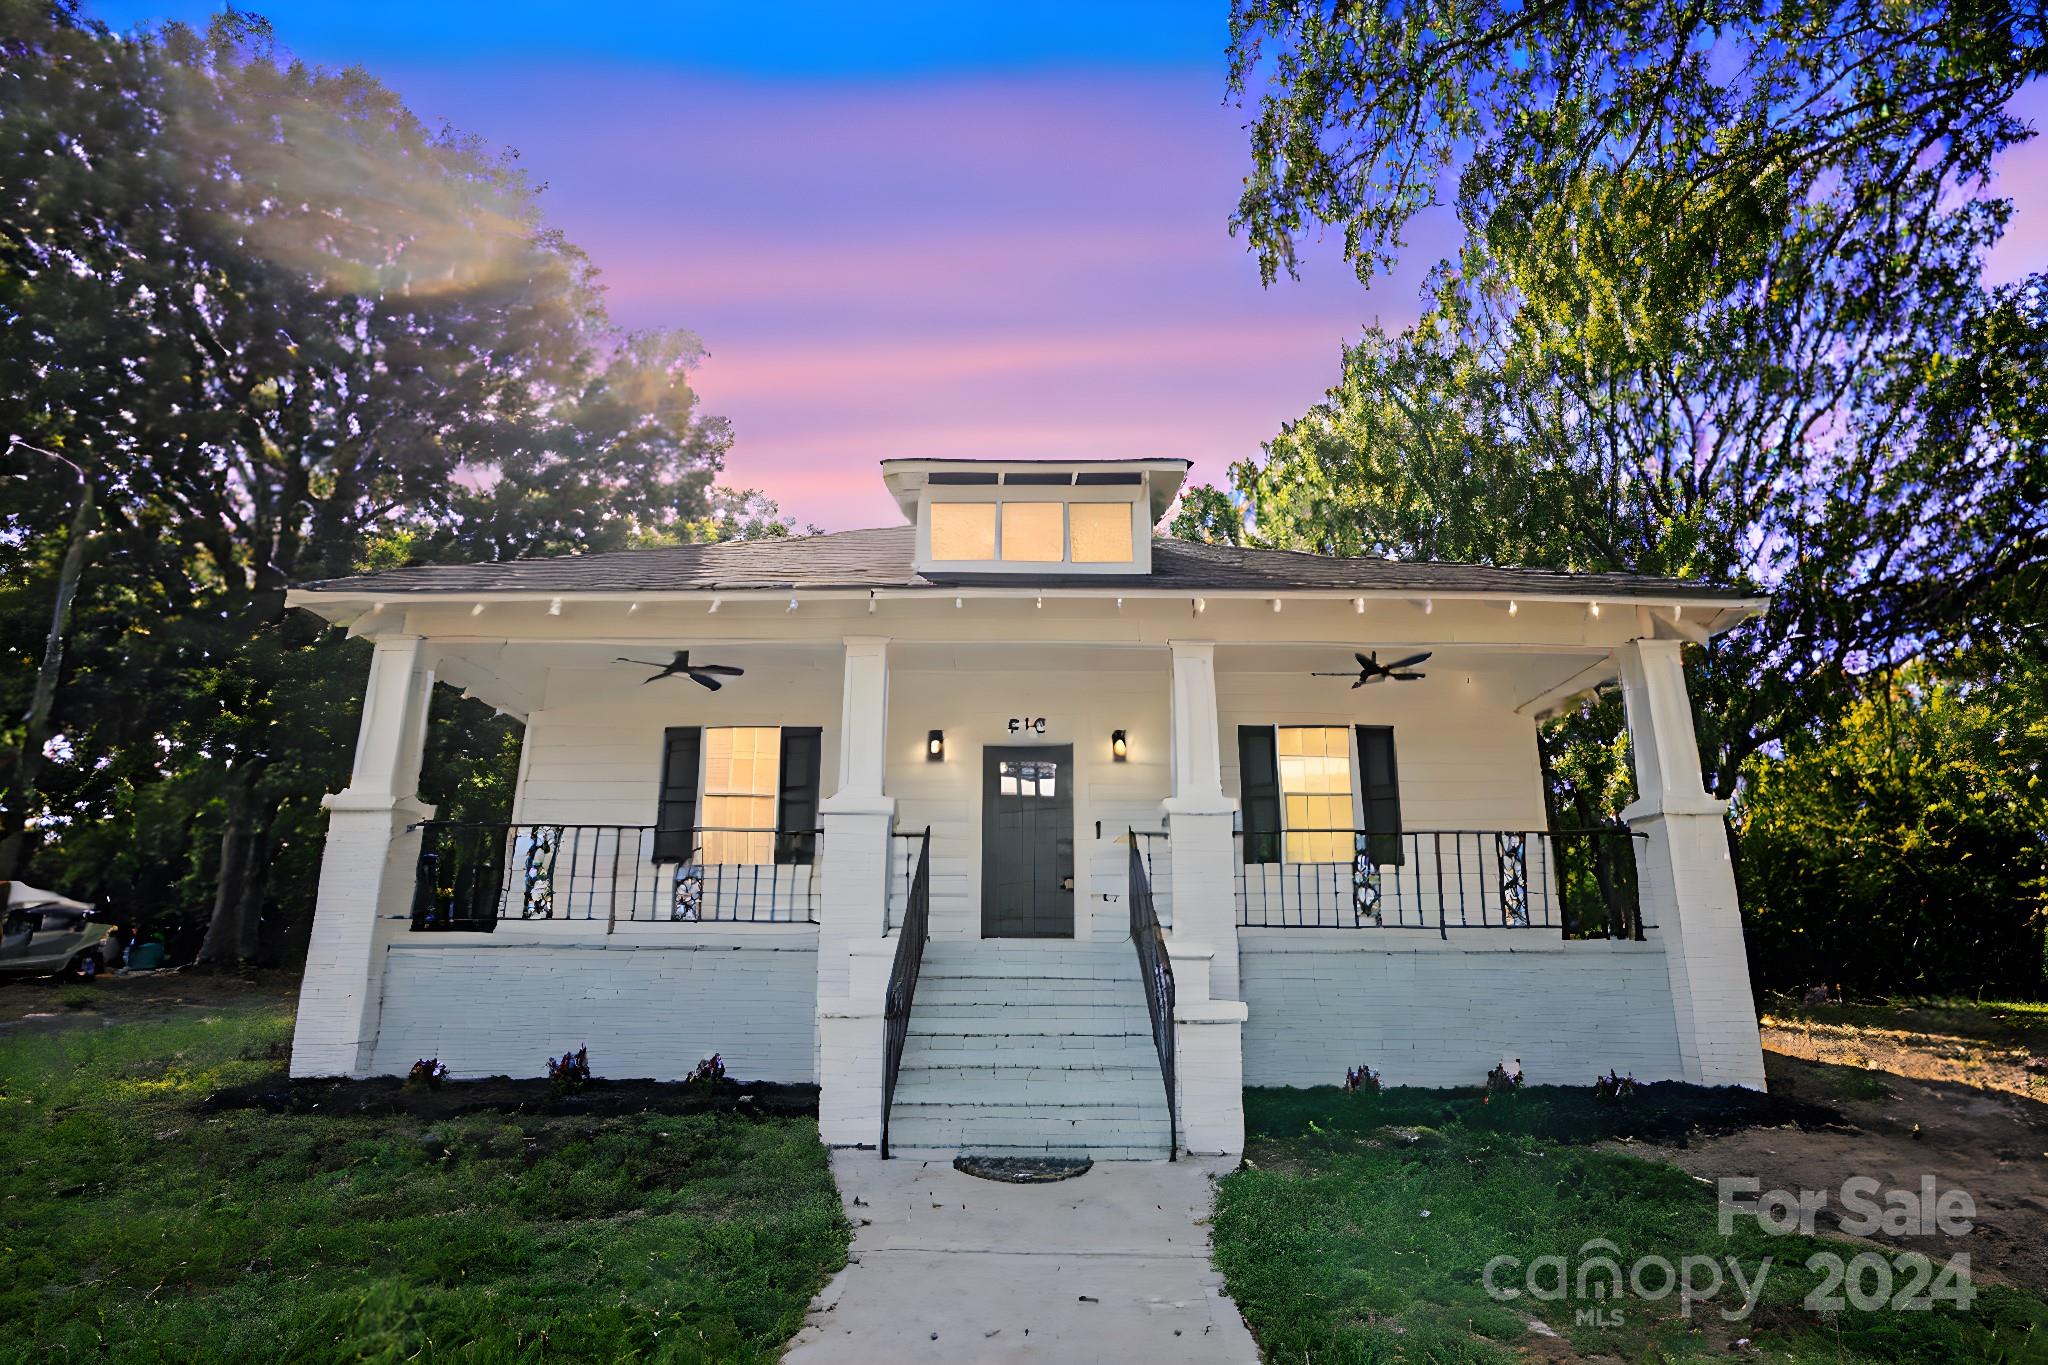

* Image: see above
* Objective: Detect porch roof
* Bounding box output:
[297,525,1761,608]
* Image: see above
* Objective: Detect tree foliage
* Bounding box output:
[1203,0,2048,994]
[0,3,746,963]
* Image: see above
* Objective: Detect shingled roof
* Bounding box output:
[297,525,1754,602]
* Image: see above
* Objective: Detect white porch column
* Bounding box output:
[290,634,436,1078]
[1617,637,1766,1089]
[1161,639,1246,1157]
[815,636,895,1147]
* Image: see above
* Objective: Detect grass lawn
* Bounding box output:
[0,996,848,1362]
[1214,1085,2048,1364]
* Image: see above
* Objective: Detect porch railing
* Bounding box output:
[1233,827,1646,939]
[408,822,822,930]
[1127,828,1177,1160]
[1129,827,1170,928]
[886,827,929,933]
[881,825,932,1159]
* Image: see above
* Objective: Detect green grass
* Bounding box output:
[0,1003,848,1363]
[1214,1087,2048,1364]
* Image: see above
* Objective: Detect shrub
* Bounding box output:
[546,1045,591,1093]
[1483,1058,1524,1102]
[1342,1063,1381,1096]
[1593,1069,1639,1101]
[684,1053,726,1086]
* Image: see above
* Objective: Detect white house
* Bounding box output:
[285,458,1767,1159]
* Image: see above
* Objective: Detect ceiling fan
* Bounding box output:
[615,650,745,691]
[1314,650,1433,687]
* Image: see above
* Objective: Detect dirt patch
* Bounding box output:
[1628,1051,2048,1296]
[198,1073,820,1121]
[1761,1014,2048,1104]
[0,969,298,1038]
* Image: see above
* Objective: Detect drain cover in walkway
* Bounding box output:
[952,1154,1093,1183]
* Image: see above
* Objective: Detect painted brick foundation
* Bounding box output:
[1240,934,1681,1089]
[367,935,820,1082]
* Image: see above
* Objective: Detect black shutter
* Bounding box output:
[774,726,823,865]
[1238,726,1282,865]
[653,726,702,863]
[1357,725,1403,865]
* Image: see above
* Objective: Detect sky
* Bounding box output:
[87,2,2048,532]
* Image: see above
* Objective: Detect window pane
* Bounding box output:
[930,502,996,560]
[701,727,779,864]
[1001,501,1064,561]
[1278,726,1354,863]
[1069,502,1134,563]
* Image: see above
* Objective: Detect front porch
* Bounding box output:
[287,590,1767,1160]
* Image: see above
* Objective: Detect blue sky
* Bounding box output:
[85,2,2048,530]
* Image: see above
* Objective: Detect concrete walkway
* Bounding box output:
[784,1152,1259,1364]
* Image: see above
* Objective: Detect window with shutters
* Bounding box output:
[1239,725,1404,867]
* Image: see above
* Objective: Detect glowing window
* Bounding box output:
[930,502,996,560]
[700,726,779,864]
[1000,501,1064,561]
[1069,502,1134,563]
[1278,726,1354,863]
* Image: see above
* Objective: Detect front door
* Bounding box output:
[981,746,1075,938]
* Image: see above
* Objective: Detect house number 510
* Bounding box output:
[1007,717,1048,734]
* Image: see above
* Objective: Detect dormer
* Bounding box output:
[882,458,1189,577]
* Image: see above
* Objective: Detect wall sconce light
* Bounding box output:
[1111,729,1128,762]
[927,730,945,762]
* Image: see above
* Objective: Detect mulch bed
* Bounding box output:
[199,1075,819,1120]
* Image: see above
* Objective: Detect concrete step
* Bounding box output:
[892,1067,1169,1106]
[887,1104,1172,1159]
[905,1013,1155,1041]
[900,1036,1160,1066]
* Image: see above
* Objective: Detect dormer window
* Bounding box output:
[884,459,1187,577]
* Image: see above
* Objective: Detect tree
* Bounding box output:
[0,4,732,962]
[1198,0,2048,797]
[1739,655,2048,997]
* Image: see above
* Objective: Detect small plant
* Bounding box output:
[1342,1063,1382,1096]
[1593,1069,1639,1101]
[546,1045,591,1093]
[685,1053,726,1086]
[1483,1057,1524,1103]
[407,1057,449,1089]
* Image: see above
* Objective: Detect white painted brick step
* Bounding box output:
[888,938,1174,1158]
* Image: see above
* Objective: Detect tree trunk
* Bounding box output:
[0,480,97,881]
[194,763,264,967]
[233,802,274,962]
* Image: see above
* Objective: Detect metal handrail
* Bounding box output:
[880,825,932,1159]
[1127,828,1177,1161]
[1232,826,1648,938]
[408,821,823,929]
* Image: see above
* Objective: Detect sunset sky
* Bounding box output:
[90,2,2048,531]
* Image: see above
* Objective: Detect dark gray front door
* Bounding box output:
[981,746,1075,938]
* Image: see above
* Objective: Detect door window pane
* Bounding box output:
[701,726,780,864]
[1069,502,1134,563]
[1000,501,1064,561]
[1277,726,1354,862]
[930,502,997,560]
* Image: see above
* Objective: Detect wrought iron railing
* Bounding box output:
[1127,829,1177,1161]
[408,822,822,930]
[1129,827,1170,927]
[1233,827,1646,939]
[886,827,930,933]
[880,826,932,1159]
